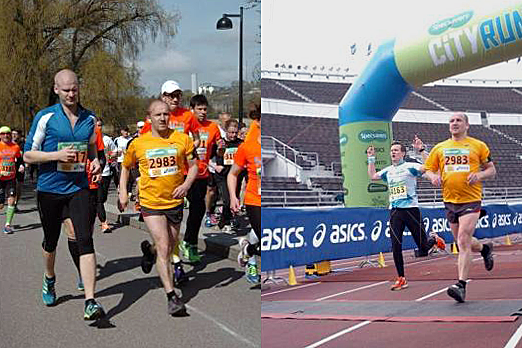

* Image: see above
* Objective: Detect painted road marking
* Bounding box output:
[261,282,322,297]
[315,281,389,301]
[415,279,472,301]
[303,321,372,348]
[504,321,522,348]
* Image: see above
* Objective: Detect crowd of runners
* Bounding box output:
[0,69,261,320]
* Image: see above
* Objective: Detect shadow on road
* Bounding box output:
[96,256,142,282]
[12,222,42,232]
[180,253,245,304]
[95,276,162,321]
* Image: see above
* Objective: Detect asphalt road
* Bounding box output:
[0,182,261,348]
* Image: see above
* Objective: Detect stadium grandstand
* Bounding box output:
[261,70,522,207]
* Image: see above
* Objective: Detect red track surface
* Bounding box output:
[261,246,522,348]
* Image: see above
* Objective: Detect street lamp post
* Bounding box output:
[217,6,243,124]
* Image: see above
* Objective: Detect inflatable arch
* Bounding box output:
[339,3,522,207]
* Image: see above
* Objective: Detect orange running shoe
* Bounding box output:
[390,276,408,291]
[435,236,446,250]
[100,222,111,233]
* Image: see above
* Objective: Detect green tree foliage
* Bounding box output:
[81,50,148,129]
[0,0,179,134]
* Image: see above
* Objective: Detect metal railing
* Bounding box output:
[262,190,344,207]
[261,135,319,169]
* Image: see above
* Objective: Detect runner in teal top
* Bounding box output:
[367,137,445,291]
[23,69,105,321]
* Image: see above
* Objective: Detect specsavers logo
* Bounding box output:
[428,11,474,35]
[358,130,388,143]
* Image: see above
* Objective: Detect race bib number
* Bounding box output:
[196,147,207,160]
[200,132,209,148]
[224,147,237,165]
[146,148,178,177]
[171,122,185,134]
[389,183,407,202]
[57,142,88,172]
[444,148,470,173]
[0,160,14,176]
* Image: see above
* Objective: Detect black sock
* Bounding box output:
[480,243,490,257]
[67,239,81,274]
[85,298,96,307]
[45,275,55,282]
[458,280,467,288]
[166,290,177,300]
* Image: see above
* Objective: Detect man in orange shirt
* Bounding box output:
[228,106,261,283]
[0,126,24,234]
[424,112,496,303]
[119,100,198,316]
[180,94,221,263]
[140,80,200,148]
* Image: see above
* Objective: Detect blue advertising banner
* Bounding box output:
[261,204,522,271]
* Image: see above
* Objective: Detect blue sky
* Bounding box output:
[136,0,260,96]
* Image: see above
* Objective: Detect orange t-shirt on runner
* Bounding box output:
[123,131,194,210]
[233,139,261,207]
[168,108,200,135]
[424,136,490,204]
[195,120,221,179]
[87,126,105,189]
[244,120,260,143]
[0,141,21,181]
[139,108,200,136]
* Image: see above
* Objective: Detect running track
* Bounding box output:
[261,245,522,348]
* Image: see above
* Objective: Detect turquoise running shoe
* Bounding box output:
[84,300,105,320]
[42,274,56,306]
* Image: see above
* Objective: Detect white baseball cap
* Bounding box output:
[161,80,182,94]
[137,121,145,127]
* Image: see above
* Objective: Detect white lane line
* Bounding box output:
[303,321,372,348]
[504,321,522,348]
[415,279,472,302]
[187,304,258,347]
[415,287,448,302]
[95,250,257,347]
[315,281,389,301]
[261,282,322,297]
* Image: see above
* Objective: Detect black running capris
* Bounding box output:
[37,189,96,255]
[245,205,261,240]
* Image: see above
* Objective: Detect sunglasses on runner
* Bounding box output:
[162,91,182,99]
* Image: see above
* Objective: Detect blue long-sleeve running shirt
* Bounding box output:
[24,103,96,194]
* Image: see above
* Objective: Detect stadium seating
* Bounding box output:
[261,176,340,207]
[491,125,522,143]
[261,78,522,207]
[263,115,522,202]
[262,78,522,113]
